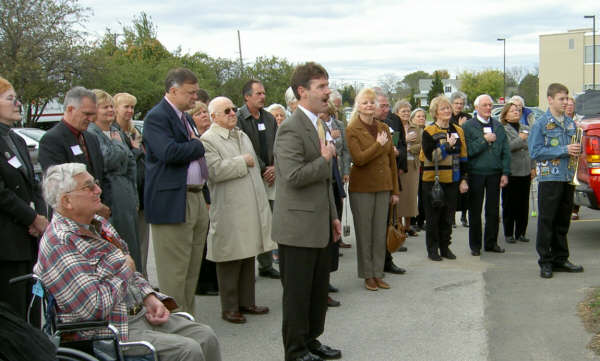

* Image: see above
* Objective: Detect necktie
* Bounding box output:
[77,132,90,162]
[317,119,326,142]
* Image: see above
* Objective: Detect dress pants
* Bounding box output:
[127,312,221,361]
[196,240,219,294]
[0,260,36,324]
[536,181,573,266]
[151,190,208,317]
[137,209,149,278]
[257,202,275,272]
[215,257,255,312]
[501,175,531,238]
[422,182,458,257]
[468,173,501,251]
[279,243,330,361]
[350,191,389,279]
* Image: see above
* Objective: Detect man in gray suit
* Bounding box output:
[273,62,342,361]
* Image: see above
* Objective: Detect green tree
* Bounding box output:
[432,69,450,79]
[409,88,418,109]
[459,70,504,104]
[402,70,431,92]
[0,0,90,125]
[340,84,357,106]
[244,56,294,107]
[427,72,444,104]
[518,73,539,106]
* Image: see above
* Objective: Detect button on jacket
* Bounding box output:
[528,109,577,182]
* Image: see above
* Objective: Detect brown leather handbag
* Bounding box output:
[386,203,406,253]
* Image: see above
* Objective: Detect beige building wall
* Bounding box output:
[539,28,600,110]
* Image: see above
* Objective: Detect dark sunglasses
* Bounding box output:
[223,107,237,115]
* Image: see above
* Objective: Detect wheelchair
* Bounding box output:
[10,274,194,361]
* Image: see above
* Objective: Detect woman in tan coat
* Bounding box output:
[346,88,400,291]
[201,96,276,324]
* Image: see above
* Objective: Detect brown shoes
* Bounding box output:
[239,305,269,315]
[365,278,378,291]
[374,278,390,289]
[222,311,246,324]
[338,240,352,248]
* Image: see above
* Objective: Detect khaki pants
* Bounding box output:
[127,313,221,361]
[151,191,208,316]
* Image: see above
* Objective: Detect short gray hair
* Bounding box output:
[266,103,286,113]
[474,94,493,107]
[64,86,96,109]
[329,90,342,103]
[372,86,386,98]
[207,96,230,121]
[392,100,411,114]
[509,95,525,106]
[43,163,88,209]
[450,91,467,103]
[284,87,297,106]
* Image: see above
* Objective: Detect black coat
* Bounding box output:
[236,105,277,173]
[384,112,408,173]
[38,121,107,205]
[0,128,45,261]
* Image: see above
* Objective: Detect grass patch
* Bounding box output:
[578,287,600,354]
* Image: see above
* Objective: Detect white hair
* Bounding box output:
[450,91,467,103]
[266,103,286,113]
[207,96,231,122]
[509,95,525,106]
[474,94,493,107]
[329,90,342,103]
[43,163,88,209]
[284,87,297,106]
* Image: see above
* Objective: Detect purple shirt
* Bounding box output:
[164,96,206,185]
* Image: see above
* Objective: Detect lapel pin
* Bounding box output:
[4,151,11,159]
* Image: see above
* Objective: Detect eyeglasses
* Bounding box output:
[222,107,237,115]
[67,179,100,193]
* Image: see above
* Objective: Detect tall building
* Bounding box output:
[539,28,600,110]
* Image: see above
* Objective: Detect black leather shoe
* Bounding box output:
[258,267,280,279]
[471,250,480,256]
[428,254,442,261]
[327,296,341,307]
[328,284,338,293]
[505,236,516,244]
[517,235,530,242]
[461,215,469,227]
[294,352,323,361]
[485,245,505,253]
[441,249,456,260]
[384,262,406,274]
[540,264,553,279]
[553,261,584,273]
[309,344,342,360]
[397,246,407,252]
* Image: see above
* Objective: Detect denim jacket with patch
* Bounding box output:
[528,109,576,182]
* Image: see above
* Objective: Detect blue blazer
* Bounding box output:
[143,98,205,224]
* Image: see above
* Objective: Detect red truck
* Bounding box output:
[573,90,600,210]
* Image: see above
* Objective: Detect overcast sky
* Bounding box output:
[80,0,597,86]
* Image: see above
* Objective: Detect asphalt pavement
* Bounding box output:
[147,204,600,361]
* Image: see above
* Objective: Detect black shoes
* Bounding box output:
[553,261,584,273]
[258,267,280,279]
[517,235,530,242]
[461,215,469,227]
[471,250,480,256]
[384,262,406,274]
[505,236,516,244]
[397,246,407,252]
[441,249,456,260]
[328,284,339,293]
[485,245,505,253]
[295,352,323,361]
[428,254,442,261]
[540,264,553,278]
[309,344,342,360]
[327,296,341,307]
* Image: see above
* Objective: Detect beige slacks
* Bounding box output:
[151,191,208,316]
[349,191,390,279]
[127,312,221,361]
[216,257,256,312]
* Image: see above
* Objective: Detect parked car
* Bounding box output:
[12,127,46,177]
[573,90,600,210]
[132,120,144,135]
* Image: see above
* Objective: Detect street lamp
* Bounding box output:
[585,15,596,90]
[497,38,506,101]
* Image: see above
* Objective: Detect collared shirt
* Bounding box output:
[477,114,490,124]
[298,105,319,130]
[33,212,170,341]
[163,96,205,185]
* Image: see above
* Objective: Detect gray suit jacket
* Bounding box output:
[503,122,535,177]
[272,108,338,248]
[324,117,350,177]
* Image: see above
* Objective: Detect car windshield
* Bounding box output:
[18,128,46,142]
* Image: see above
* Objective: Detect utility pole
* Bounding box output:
[497,38,506,101]
[585,15,596,90]
[237,30,244,76]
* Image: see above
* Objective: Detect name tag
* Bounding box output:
[326,131,333,142]
[258,123,266,131]
[71,145,83,155]
[8,156,22,169]
[451,133,459,139]
[388,125,394,133]
[483,127,492,134]
[521,129,529,134]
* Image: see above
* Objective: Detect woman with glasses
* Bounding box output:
[0,76,48,321]
[87,89,142,271]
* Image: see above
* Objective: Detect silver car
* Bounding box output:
[12,127,46,177]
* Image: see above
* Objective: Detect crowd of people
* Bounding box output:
[0,61,586,360]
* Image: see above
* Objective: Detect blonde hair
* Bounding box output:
[349,88,376,124]
[92,89,113,106]
[187,101,208,116]
[0,76,13,94]
[113,92,137,108]
[409,108,426,126]
[429,95,452,121]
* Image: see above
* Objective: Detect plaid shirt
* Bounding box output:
[34,212,169,341]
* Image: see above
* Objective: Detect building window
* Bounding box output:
[569,38,574,49]
[584,84,599,91]
[584,45,600,63]
[445,86,452,93]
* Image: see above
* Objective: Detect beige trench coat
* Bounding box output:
[201,123,276,262]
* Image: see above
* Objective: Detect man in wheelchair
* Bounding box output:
[33,163,222,361]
